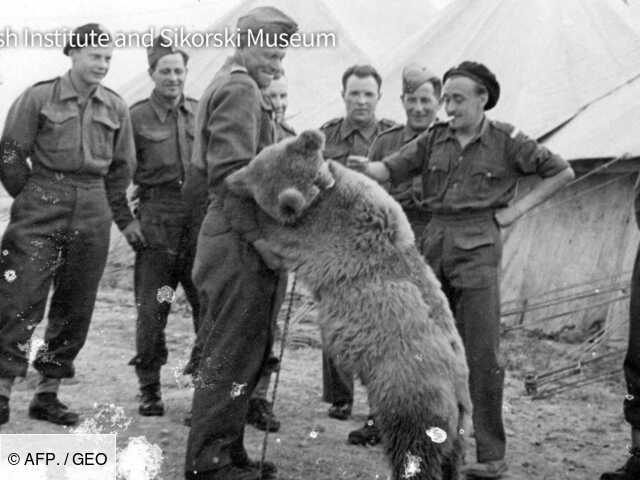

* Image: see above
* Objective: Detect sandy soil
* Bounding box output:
[0,266,631,479]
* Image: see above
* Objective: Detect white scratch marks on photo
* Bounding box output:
[229,382,247,398]
[156,286,176,304]
[426,426,447,443]
[117,436,163,480]
[402,452,422,479]
[73,403,132,434]
[4,269,16,282]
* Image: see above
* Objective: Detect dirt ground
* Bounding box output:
[0,265,632,479]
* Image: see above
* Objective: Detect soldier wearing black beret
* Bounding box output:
[63,22,112,56]
[349,60,575,479]
[0,22,135,426]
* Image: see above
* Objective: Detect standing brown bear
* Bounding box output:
[225,130,472,480]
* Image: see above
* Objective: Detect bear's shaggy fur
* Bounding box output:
[226,130,472,480]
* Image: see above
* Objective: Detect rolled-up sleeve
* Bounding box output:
[105,104,136,230]
[0,88,39,197]
[511,131,570,178]
[382,133,428,186]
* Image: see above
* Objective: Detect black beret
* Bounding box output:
[443,61,500,110]
[63,23,112,56]
[147,35,188,68]
[237,6,298,40]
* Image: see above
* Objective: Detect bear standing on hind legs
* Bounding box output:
[225,129,472,480]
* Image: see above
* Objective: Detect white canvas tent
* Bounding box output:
[503,71,640,343]
[378,0,640,139]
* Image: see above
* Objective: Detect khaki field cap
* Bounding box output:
[401,63,438,95]
[147,35,189,68]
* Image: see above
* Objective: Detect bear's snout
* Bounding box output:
[277,188,306,223]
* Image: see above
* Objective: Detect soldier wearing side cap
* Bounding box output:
[349,61,575,479]
[126,38,200,418]
[319,63,396,423]
[0,23,135,427]
[346,64,442,447]
[370,63,442,236]
[182,6,297,480]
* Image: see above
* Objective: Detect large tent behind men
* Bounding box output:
[118,0,370,131]
[379,0,640,139]
[499,75,640,343]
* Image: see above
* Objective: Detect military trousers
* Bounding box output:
[0,173,111,380]
[624,243,640,429]
[422,211,506,463]
[185,206,283,475]
[128,187,200,388]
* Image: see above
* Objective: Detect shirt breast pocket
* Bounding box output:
[39,106,80,154]
[468,162,508,199]
[138,128,173,166]
[91,113,120,160]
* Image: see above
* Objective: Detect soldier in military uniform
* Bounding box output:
[320,64,395,168]
[347,63,442,447]
[183,7,297,480]
[601,183,640,480]
[349,61,574,479]
[264,73,296,142]
[319,64,395,422]
[244,73,296,434]
[126,38,200,417]
[368,63,441,237]
[0,24,135,426]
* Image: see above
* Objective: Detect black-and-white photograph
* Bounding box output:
[0,0,639,479]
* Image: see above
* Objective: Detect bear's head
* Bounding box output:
[226,130,335,225]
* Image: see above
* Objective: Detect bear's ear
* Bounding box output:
[225,166,252,197]
[287,130,325,156]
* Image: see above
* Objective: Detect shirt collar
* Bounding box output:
[474,116,491,146]
[223,56,271,111]
[225,56,248,75]
[60,70,110,104]
[437,115,490,146]
[340,116,377,141]
[149,90,188,123]
[402,124,423,142]
[59,72,78,100]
